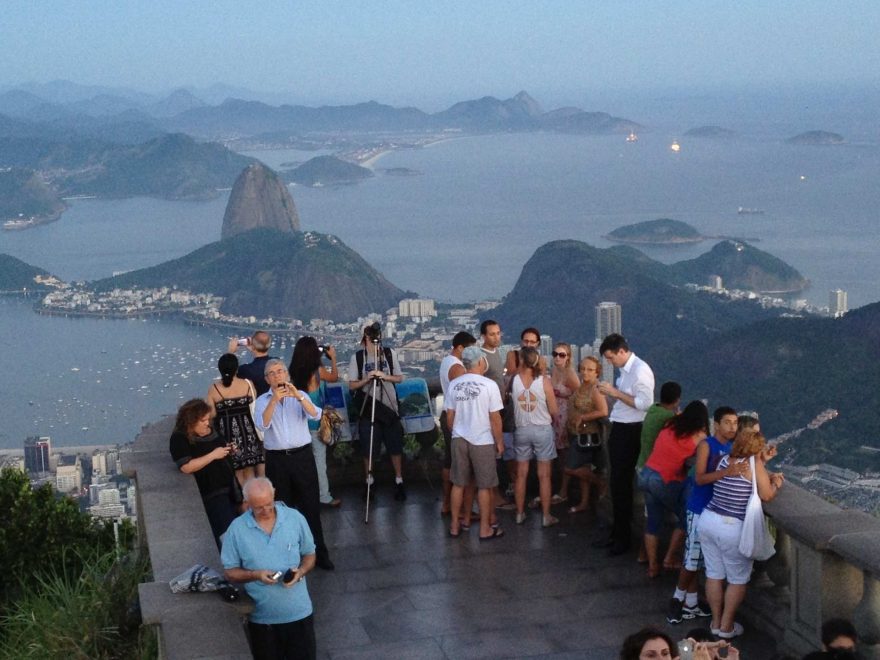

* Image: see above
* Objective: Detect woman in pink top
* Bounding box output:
[638,401,709,578]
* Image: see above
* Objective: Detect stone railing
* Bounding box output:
[123,417,254,660]
[740,482,880,658]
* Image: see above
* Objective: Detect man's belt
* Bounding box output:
[266,445,311,455]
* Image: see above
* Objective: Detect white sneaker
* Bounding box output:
[515,512,527,525]
[716,622,744,639]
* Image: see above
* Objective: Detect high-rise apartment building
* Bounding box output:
[24,436,51,474]
[595,302,622,341]
[830,289,848,317]
[540,334,554,356]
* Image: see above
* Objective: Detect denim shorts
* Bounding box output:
[638,466,686,535]
[513,424,557,462]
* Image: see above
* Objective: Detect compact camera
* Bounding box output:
[237,337,250,347]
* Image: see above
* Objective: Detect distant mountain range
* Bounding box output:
[0,86,640,140]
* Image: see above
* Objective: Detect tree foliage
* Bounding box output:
[0,468,127,607]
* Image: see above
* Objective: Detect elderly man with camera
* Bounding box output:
[222,476,317,660]
[348,322,407,501]
[254,359,334,571]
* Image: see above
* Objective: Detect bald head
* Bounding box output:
[243,476,275,502]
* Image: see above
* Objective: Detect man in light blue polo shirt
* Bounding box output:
[222,477,317,660]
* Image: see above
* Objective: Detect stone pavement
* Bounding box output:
[307,481,778,659]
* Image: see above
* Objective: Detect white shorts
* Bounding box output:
[697,509,753,585]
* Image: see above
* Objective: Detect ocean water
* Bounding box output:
[0,132,878,448]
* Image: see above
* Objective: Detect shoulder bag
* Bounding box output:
[738,454,776,561]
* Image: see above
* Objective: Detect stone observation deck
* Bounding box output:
[127,419,880,659]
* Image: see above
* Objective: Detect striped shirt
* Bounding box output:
[705,455,752,520]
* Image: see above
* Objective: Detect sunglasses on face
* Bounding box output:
[552,352,568,358]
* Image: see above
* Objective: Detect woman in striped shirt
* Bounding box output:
[698,427,784,639]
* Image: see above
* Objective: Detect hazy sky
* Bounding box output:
[3,1,879,109]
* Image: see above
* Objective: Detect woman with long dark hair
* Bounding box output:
[638,400,709,578]
[168,398,238,548]
[289,336,341,508]
[207,352,264,486]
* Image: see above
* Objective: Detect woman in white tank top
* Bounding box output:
[511,347,559,527]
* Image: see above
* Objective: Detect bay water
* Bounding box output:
[1,132,878,448]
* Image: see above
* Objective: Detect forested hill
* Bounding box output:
[92,228,409,321]
[490,239,798,357]
[661,302,880,472]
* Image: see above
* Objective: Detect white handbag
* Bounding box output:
[738,454,776,561]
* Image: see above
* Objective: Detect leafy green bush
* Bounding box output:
[0,467,129,607]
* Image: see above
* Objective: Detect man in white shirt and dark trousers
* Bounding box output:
[595,333,655,556]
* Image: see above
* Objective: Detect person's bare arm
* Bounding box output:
[490,410,503,456]
[179,445,231,474]
[543,377,559,417]
[224,567,278,585]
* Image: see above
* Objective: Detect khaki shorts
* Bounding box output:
[451,436,499,489]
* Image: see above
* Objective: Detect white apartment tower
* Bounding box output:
[830,289,848,317]
[595,302,622,341]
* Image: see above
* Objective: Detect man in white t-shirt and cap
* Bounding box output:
[445,345,505,541]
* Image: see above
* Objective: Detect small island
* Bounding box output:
[283,155,375,187]
[604,218,704,245]
[786,131,844,145]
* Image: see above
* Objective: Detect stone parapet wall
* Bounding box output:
[741,482,880,658]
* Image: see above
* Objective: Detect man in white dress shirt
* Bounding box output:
[595,333,655,555]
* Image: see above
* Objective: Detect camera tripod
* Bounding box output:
[361,335,390,524]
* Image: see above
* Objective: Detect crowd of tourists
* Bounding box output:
[166,321,865,659]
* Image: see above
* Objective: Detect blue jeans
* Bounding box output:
[639,466,686,535]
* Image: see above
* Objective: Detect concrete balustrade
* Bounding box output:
[743,482,880,658]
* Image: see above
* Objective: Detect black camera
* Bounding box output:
[318,344,331,357]
[364,322,382,343]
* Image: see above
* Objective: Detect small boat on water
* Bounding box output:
[737,207,765,215]
[670,140,681,152]
[626,131,638,142]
